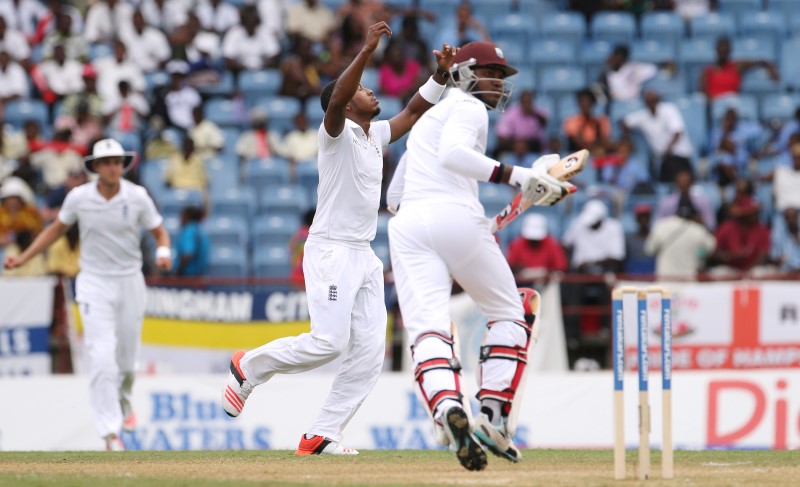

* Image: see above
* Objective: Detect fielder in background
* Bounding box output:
[386,42,575,471]
[222,21,456,456]
[3,138,172,451]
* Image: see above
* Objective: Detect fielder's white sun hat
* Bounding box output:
[83,138,136,174]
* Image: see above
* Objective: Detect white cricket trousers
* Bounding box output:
[389,203,528,417]
[239,239,387,443]
[75,271,146,438]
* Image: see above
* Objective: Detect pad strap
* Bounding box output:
[487,319,532,336]
[479,345,528,364]
[414,357,462,380]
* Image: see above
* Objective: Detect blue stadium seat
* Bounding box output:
[245,157,291,187]
[731,37,776,62]
[679,38,717,92]
[205,215,249,247]
[157,189,204,217]
[472,0,513,20]
[631,40,676,64]
[206,98,246,128]
[641,12,686,48]
[490,13,533,47]
[253,214,300,246]
[258,184,309,216]
[579,39,614,83]
[529,40,575,68]
[295,163,319,196]
[643,70,686,99]
[769,0,797,16]
[591,12,637,44]
[540,12,586,51]
[361,67,379,91]
[610,99,644,125]
[514,66,536,91]
[739,12,787,48]
[494,41,525,66]
[259,96,303,133]
[423,0,459,21]
[206,157,239,194]
[478,183,514,217]
[790,13,800,37]
[212,188,256,219]
[538,67,586,97]
[779,37,800,91]
[140,159,167,193]
[89,43,112,61]
[673,94,707,157]
[760,93,800,122]
[107,131,141,155]
[220,128,241,157]
[378,96,403,119]
[253,245,292,277]
[306,101,325,128]
[740,67,781,95]
[374,212,391,247]
[718,0,761,16]
[519,0,558,17]
[3,100,48,129]
[209,246,248,277]
[690,13,736,42]
[162,214,181,241]
[239,69,283,105]
[711,94,759,122]
[198,71,235,97]
[695,182,722,211]
[145,71,169,93]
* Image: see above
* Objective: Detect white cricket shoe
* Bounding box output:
[295,434,359,455]
[473,412,522,462]
[105,435,125,452]
[222,350,253,417]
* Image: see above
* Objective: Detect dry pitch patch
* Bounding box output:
[0,450,798,486]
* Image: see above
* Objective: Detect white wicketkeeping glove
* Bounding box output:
[508,155,576,207]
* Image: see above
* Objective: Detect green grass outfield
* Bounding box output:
[1,450,798,486]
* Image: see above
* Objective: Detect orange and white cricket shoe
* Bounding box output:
[295,434,359,455]
[222,350,253,417]
[122,411,137,432]
[105,435,125,452]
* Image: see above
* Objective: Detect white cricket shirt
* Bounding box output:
[400,88,487,215]
[59,180,163,277]
[309,118,391,245]
[624,102,694,159]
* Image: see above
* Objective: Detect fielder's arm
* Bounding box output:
[3,219,69,269]
[388,45,455,143]
[323,22,392,138]
[150,224,173,271]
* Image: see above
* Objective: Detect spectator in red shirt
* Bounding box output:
[289,208,315,289]
[506,213,567,284]
[700,36,778,101]
[378,42,423,102]
[712,197,770,273]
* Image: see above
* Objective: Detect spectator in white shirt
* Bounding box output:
[158,60,202,131]
[277,112,317,163]
[103,80,150,134]
[141,0,188,34]
[196,0,240,35]
[645,194,716,279]
[773,143,800,212]
[257,0,288,39]
[122,9,171,73]
[0,0,47,37]
[599,45,658,102]
[42,12,88,61]
[172,12,222,66]
[188,105,223,160]
[28,0,84,46]
[34,44,84,101]
[222,5,280,73]
[621,89,695,183]
[286,0,336,43]
[94,40,146,107]
[84,0,135,44]
[0,51,27,103]
[0,16,30,66]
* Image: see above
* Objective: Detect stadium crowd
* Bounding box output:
[1,0,800,366]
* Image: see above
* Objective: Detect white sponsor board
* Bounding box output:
[0,277,54,375]
[1,370,798,451]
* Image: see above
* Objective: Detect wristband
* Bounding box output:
[156,246,172,260]
[418,75,447,104]
[508,166,530,189]
[489,163,506,184]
